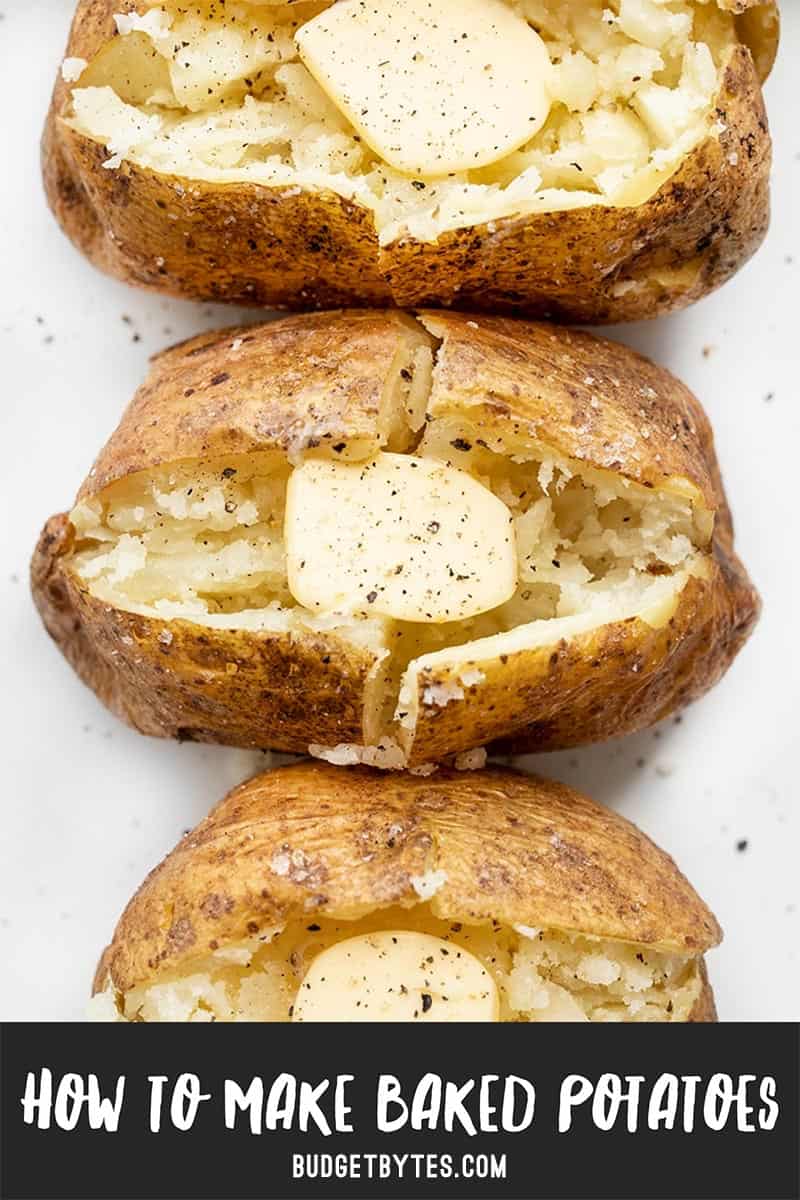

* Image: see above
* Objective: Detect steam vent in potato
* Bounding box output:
[45,0,778,321]
[88,763,722,1023]
[32,311,759,767]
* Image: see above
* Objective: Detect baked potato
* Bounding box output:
[31,310,759,766]
[88,761,721,1022]
[44,0,778,322]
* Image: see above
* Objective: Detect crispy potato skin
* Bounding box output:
[79,309,425,495]
[411,564,759,761]
[32,514,379,750]
[91,761,720,1025]
[34,521,755,760]
[421,312,719,507]
[31,311,760,759]
[691,961,719,1022]
[43,1,777,321]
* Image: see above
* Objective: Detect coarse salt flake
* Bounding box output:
[410,869,448,900]
[62,58,88,82]
[454,747,487,771]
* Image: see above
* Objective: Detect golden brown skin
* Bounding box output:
[42,0,778,322]
[420,312,720,509]
[92,762,720,1020]
[33,515,384,750]
[31,311,760,760]
[407,315,759,752]
[78,309,426,496]
[411,572,757,761]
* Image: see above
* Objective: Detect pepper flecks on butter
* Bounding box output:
[294,0,553,178]
[284,453,517,624]
[292,931,500,1022]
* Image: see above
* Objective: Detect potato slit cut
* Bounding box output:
[66,363,706,759]
[32,312,759,765]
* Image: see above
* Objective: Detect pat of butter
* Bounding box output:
[293,931,500,1022]
[284,453,517,623]
[294,0,553,178]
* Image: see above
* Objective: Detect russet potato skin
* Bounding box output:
[410,564,757,761]
[43,0,778,322]
[401,317,760,753]
[32,512,381,750]
[418,311,721,505]
[33,521,755,760]
[91,761,720,1022]
[76,309,426,496]
[31,311,760,761]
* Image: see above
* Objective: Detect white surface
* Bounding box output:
[0,2,797,1022]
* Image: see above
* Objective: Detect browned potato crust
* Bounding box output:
[418,570,754,760]
[93,762,720,1021]
[33,511,384,749]
[32,311,759,763]
[43,0,778,322]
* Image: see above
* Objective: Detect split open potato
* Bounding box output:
[88,762,721,1023]
[32,310,759,766]
[45,0,777,321]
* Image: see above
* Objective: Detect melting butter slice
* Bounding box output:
[294,0,553,178]
[293,931,500,1022]
[284,453,517,623]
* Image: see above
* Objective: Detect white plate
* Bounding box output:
[0,2,797,1021]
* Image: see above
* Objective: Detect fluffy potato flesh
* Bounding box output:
[65,0,739,243]
[69,334,708,764]
[88,904,704,1023]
